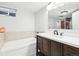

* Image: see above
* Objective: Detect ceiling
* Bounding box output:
[49,2,79,18]
[0,2,48,13]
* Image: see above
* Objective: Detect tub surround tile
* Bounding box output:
[5,32,36,41]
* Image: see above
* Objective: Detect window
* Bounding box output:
[0,8,8,15]
[0,7,17,17]
[9,9,16,17]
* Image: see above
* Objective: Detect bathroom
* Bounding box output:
[0,1,79,57]
[37,2,79,56]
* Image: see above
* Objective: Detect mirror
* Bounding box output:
[48,2,79,30]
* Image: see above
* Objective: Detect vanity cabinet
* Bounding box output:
[51,40,62,56]
[63,44,79,56]
[61,20,71,29]
[36,35,79,56]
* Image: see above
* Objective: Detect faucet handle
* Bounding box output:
[60,32,64,36]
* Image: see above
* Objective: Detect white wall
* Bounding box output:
[0,5,35,32]
[35,7,48,32]
[72,10,79,30]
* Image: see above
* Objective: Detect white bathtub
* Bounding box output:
[0,37,36,56]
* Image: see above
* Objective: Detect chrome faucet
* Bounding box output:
[54,30,58,35]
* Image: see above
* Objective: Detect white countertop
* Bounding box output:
[37,33,79,48]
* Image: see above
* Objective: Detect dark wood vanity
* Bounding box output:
[60,18,71,29]
[36,35,79,56]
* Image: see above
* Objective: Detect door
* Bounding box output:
[51,40,62,56]
[37,36,43,53]
[63,44,79,56]
[42,38,51,56]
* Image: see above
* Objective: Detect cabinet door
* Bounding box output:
[37,36,43,52]
[43,38,51,56]
[51,40,62,56]
[63,44,79,56]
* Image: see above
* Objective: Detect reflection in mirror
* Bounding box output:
[48,2,79,30]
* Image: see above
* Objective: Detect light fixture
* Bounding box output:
[47,2,66,11]
[61,11,68,15]
[59,11,68,19]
